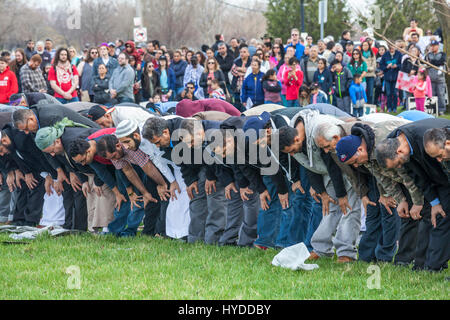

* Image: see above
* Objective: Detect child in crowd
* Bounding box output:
[262,69,282,104]
[374,58,386,111]
[330,59,353,114]
[309,83,328,104]
[413,68,428,112]
[349,73,367,117]
[298,85,310,106]
[210,79,226,100]
[283,57,303,107]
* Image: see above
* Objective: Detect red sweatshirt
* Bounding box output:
[0,66,18,103]
[283,68,303,101]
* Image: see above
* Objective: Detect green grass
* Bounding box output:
[0,233,448,300]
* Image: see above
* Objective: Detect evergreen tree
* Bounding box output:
[264,0,350,43]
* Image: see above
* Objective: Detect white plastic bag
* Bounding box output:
[271,242,319,271]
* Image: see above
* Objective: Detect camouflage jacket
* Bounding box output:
[365,120,424,205]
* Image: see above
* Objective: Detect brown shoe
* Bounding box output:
[337,256,355,263]
[308,251,320,260]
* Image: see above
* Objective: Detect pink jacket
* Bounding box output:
[176,99,241,118]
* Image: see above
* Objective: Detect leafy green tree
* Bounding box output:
[264,0,350,43]
[357,0,439,40]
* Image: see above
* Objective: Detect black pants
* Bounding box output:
[62,181,88,231]
[13,175,45,226]
[395,185,450,271]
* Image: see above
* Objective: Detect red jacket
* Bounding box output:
[124,41,142,67]
[0,66,18,103]
[283,68,303,100]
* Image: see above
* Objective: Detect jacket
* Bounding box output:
[300,57,319,86]
[93,56,119,77]
[215,53,235,84]
[310,90,328,104]
[425,51,446,83]
[199,70,226,97]
[141,70,160,100]
[30,104,100,129]
[387,118,450,208]
[241,71,265,105]
[380,50,402,82]
[262,79,281,103]
[92,75,111,104]
[169,59,187,89]
[333,66,353,98]
[155,67,176,92]
[176,99,240,118]
[183,64,204,88]
[230,57,251,93]
[313,68,333,94]
[362,53,377,77]
[283,68,303,101]
[349,121,424,205]
[109,64,135,100]
[349,82,367,105]
[123,41,142,68]
[0,66,18,104]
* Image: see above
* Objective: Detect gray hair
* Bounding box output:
[424,128,449,149]
[375,138,400,167]
[12,109,34,127]
[313,122,342,143]
[142,117,168,141]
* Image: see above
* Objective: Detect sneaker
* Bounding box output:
[254,244,268,251]
[337,256,355,263]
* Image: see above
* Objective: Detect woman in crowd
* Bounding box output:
[156,55,176,102]
[196,51,206,68]
[269,43,284,70]
[92,64,111,105]
[348,49,368,89]
[199,58,226,98]
[361,40,376,104]
[313,58,333,102]
[77,47,98,102]
[141,62,161,102]
[9,48,27,93]
[400,45,422,107]
[241,59,265,108]
[68,46,81,66]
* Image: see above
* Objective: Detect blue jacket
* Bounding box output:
[379,50,402,82]
[241,72,265,105]
[170,60,188,89]
[313,68,333,94]
[285,42,305,60]
[93,56,119,77]
[349,82,367,105]
[156,67,176,92]
[310,91,328,104]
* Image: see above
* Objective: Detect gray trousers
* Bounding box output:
[336,96,351,115]
[431,81,447,113]
[188,167,227,244]
[311,180,361,259]
[0,173,11,223]
[219,188,259,246]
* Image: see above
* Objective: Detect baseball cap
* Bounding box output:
[87,105,114,121]
[243,112,271,138]
[336,135,362,163]
[430,40,439,46]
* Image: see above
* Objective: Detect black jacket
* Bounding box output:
[216,53,235,84]
[387,118,450,207]
[92,75,111,104]
[30,104,100,129]
[199,70,226,98]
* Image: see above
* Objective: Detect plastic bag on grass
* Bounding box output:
[271,242,319,271]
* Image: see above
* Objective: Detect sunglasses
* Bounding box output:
[187,87,195,90]
[91,51,98,54]
[208,62,215,64]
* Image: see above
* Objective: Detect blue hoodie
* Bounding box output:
[241,71,265,105]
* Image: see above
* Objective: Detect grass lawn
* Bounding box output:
[0,233,448,300]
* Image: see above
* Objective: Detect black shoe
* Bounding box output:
[412,264,425,272]
[394,260,412,267]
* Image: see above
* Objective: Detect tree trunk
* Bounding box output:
[432,0,450,111]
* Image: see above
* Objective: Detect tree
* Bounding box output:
[357,0,439,40]
[264,0,350,43]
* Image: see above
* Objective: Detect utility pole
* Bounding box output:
[136,0,143,28]
[301,0,305,33]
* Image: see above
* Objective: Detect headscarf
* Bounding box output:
[35,117,89,150]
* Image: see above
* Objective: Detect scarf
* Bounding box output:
[56,61,74,86]
[35,117,89,150]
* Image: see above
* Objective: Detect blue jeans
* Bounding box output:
[304,199,323,251]
[56,96,79,104]
[289,165,314,244]
[254,176,295,248]
[385,81,397,112]
[358,176,400,262]
[352,107,364,117]
[285,99,299,107]
[265,101,282,105]
[108,167,146,237]
[365,77,375,105]
[118,96,135,104]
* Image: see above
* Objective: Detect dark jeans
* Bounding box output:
[55,97,79,104]
[358,176,400,262]
[365,77,375,105]
[13,176,45,226]
[304,199,323,251]
[142,172,163,237]
[62,181,88,231]
[385,81,397,112]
